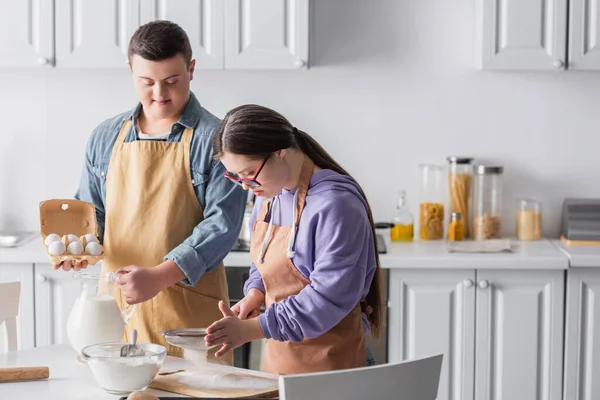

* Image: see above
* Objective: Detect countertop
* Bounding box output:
[0,344,190,399]
[0,237,569,269]
[554,240,600,267]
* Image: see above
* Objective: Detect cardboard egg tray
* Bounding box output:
[39,199,104,265]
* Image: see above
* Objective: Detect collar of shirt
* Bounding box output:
[123,91,204,141]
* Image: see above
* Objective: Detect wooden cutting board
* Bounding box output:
[149,364,278,399]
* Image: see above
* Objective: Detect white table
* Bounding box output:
[0,344,191,399]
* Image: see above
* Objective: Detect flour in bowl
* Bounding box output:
[87,357,161,394]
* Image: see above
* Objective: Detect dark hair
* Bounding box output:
[213,104,384,338]
[128,20,192,67]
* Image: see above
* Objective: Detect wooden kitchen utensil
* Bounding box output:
[0,367,49,382]
[149,365,278,399]
[39,199,104,265]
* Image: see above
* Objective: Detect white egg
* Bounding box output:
[67,234,79,244]
[48,241,66,256]
[84,234,99,244]
[44,233,61,246]
[85,242,102,256]
[67,241,84,255]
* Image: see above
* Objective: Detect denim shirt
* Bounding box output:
[74,92,247,286]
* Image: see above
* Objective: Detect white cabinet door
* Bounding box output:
[224,0,309,70]
[475,270,564,400]
[55,0,140,68]
[34,264,80,347]
[388,269,475,400]
[140,0,224,69]
[564,268,600,400]
[476,0,568,70]
[0,264,35,351]
[0,0,54,67]
[569,0,600,70]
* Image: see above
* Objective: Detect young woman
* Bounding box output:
[205,104,383,374]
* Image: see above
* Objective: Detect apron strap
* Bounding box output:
[180,127,194,144]
[258,199,271,222]
[115,120,132,145]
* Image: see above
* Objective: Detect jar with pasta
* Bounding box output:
[471,165,504,240]
[447,157,473,239]
[418,164,446,240]
[516,198,542,240]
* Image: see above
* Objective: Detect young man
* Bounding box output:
[71,20,247,359]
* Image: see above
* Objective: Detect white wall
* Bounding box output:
[1,0,599,237]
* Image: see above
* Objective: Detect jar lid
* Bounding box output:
[474,165,504,175]
[446,156,473,165]
[451,212,462,220]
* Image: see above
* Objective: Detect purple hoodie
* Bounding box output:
[243,169,377,342]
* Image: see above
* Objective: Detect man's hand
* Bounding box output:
[53,260,88,271]
[115,260,186,304]
[116,266,164,304]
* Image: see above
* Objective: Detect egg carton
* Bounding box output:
[39,199,105,266]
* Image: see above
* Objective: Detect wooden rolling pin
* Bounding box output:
[0,367,49,383]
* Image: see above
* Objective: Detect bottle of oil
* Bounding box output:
[391,190,414,242]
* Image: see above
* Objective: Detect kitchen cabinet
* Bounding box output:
[0,264,35,351]
[224,0,309,70]
[55,0,140,68]
[388,270,475,400]
[389,269,564,400]
[474,270,564,400]
[2,0,309,70]
[139,0,224,69]
[569,0,600,70]
[0,0,54,68]
[476,0,568,71]
[564,268,600,400]
[34,263,80,347]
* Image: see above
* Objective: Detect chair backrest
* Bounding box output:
[0,281,21,352]
[278,354,443,400]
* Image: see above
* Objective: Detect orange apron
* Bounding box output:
[249,156,366,375]
[102,119,231,362]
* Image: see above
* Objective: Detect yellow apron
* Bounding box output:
[102,119,231,363]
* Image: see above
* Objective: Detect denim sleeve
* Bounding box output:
[165,158,247,286]
[74,131,106,243]
[243,197,265,295]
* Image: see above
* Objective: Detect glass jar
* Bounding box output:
[471,165,504,240]
[418,164,446,240]
[447,157,473,239]
[516,198,542,240]
[448,212,465,241]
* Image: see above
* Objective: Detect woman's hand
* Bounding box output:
[231,288,265,319]
[205,301,265,358]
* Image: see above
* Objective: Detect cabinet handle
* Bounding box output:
[36,274,47,284]
[37,57,50,66]
[478,280,489,289]
[553,60,564,70]
[294,60,307,68]
[463,279,473,288]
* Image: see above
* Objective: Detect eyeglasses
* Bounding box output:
[224,156,269,188]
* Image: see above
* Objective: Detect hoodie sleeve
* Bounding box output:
[258,191,374,342]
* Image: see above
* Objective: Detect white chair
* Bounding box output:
[0,281,21,352]
[278,354,443,400]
